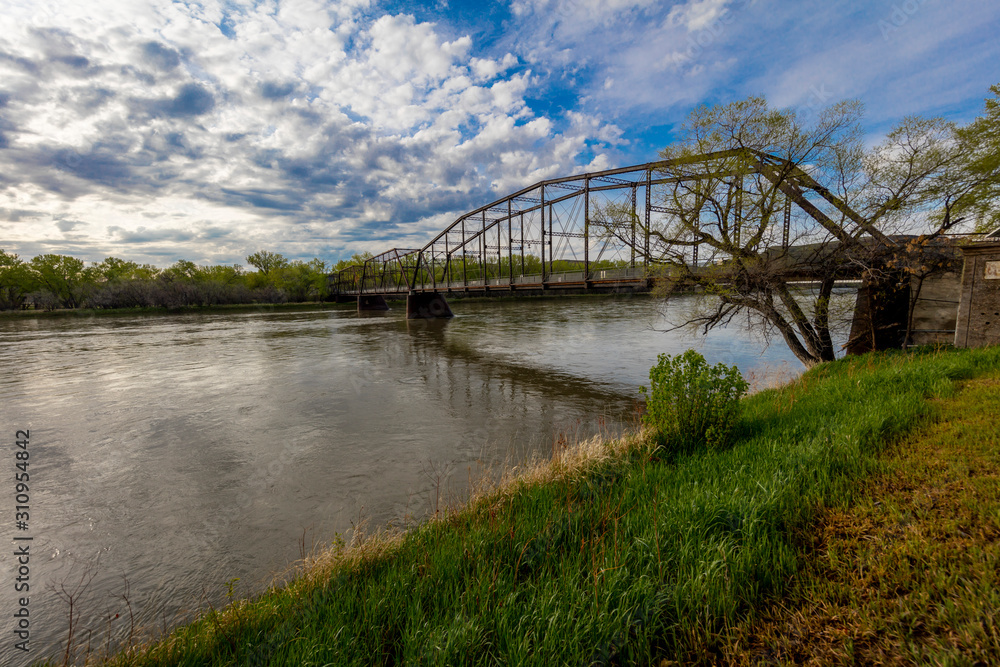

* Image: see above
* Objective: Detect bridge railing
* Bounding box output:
[331,265,650,296]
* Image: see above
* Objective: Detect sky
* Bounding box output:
[0,0,998,267]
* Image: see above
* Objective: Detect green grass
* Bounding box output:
[720,369,1000,665]
[83,345,1000,666]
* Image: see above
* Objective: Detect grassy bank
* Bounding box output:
[81,346,999,666]
[721,370,1000,664]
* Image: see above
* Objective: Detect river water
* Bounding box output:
[0,294,810,664]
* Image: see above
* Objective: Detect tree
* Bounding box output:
[332,251,373,272]
[91,257,160,282]
[278,258,328,302]
[199,263,245,285]
[951,83,1000,233]
[246,250,289,277]
[0,250,35,310]
[164,259,200,281]
[593,96,974,367]
[29,254,89,309]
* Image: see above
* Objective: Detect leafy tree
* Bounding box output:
[332,251,373,272]
[278,258,328,302]
[29,253,89,309]
[0,250,36,310]
[164,259,200,281]
[246,250,289,277]
[951,83,1000,233]
[198,263,245,285]
[91,257,160,282]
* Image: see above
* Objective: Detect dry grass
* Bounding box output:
[719,375,1000,666]
[290,430,651,589]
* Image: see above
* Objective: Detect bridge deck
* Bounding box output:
[335,267,649,297]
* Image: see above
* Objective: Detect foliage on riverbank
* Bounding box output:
[83,345,1000,666]
[0,250,336,311]
[0,300,353,320]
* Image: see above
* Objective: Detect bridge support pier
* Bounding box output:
[407,292,453,319]
[955,241,1000,348]
[846,271,909,355]
[358,294,390,311]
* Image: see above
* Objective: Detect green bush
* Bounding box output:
[640,349,749,454]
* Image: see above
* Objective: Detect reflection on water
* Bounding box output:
[0,295,809,664]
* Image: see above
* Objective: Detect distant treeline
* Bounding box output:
[0,250,370,311]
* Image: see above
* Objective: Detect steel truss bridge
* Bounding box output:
[328,149,878,317]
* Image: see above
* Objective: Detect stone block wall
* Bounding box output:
[908,272,961,346]
[955,241,1000,348]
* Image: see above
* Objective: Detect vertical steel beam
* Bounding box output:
[734,176,743,247]
[462,217,468,288]
[584,176,590,285]
[481,210,487,287]
[693,213,699,265]
[444,233,450,287]
[541,186,546,284]
[548,203,553,277]
[520,212,525,277]
[783,196,791,248]
[645,169,651,266]
[631,185,637,268]
[508,199,513,286]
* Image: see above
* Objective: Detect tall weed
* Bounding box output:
[640,349,749,455]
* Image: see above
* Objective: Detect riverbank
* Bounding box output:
[77,345,999,666]
[720,368,1000,664]
[0,291,649,319]
[0,300,353,319]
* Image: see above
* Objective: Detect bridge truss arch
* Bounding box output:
[329,149,876,302]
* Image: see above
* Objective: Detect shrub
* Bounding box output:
[640,349,748,455]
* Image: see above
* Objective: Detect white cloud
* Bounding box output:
[666,0,731,32]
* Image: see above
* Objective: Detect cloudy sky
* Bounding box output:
[1,0,998,266]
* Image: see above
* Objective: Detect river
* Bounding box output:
[0,294,814,665]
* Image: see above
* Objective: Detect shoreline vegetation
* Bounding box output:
[0,251,340,313]
[0,300,352,319]
[0,291,660,320]
[50,344,1000,666]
